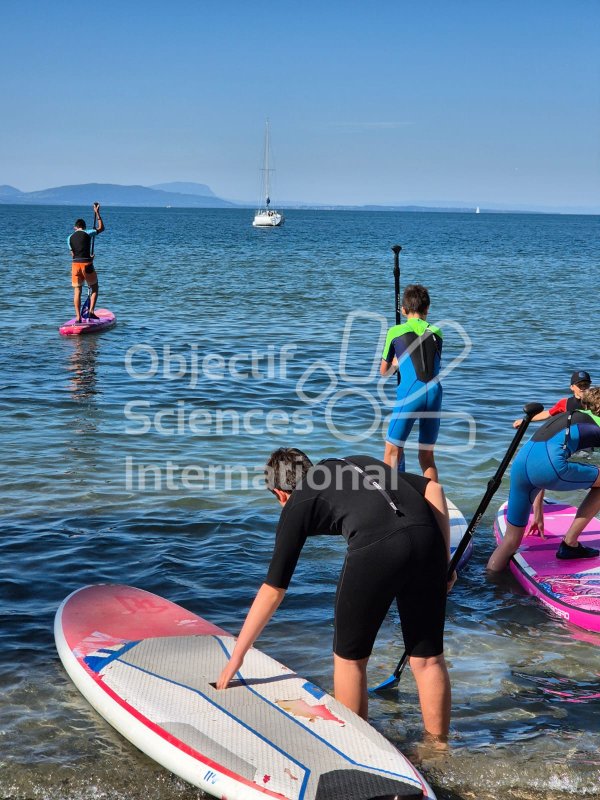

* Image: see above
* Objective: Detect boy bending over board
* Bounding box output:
[488,386,600,571]
[217,448,455,740]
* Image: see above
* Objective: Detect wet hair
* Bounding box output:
[265,448,313,492]
[74,218,86,229]
[402,284,430,314]
[581,387,600,417]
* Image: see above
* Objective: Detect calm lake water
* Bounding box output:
[0,205,599,799]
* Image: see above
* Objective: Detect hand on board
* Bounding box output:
[525,518,545,538]
[216,653,244,690]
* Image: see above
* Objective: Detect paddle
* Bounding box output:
[80,287,91,320]
[371,400,545,693]
[391,245,402,384]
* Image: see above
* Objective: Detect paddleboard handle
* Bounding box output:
[523,402,544,418]
[371,400,544,693]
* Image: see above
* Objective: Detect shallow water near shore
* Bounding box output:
[1,205,599,799]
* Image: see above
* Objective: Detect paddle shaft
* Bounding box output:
[387,400,544,683]
[392,245,402,384]
[91,202,99,256]
[447,400,544,573]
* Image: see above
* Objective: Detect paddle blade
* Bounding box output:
[371,652,409,693]
[370,672,401,694]
[80,294,91,319]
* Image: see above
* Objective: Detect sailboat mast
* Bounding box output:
[264,120,271,207]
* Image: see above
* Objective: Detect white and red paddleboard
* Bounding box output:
[55,584,435,800]
[448,499,471,571]
[59,308,116,336]
[494,500,600,633]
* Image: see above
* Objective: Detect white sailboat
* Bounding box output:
[252,120,284,227]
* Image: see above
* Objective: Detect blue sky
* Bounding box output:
[1,0,599,210]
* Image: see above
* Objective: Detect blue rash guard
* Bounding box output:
[382,318,444,449]
[507,410,600,527]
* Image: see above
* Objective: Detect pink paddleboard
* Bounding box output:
[495,500,600,633]
[59,308,116,336]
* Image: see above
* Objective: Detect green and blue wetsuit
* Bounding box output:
[382,318,443,454]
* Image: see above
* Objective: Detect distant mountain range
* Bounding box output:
[0,182,595,214]
[0,182,236,208]
[0,183,485,212]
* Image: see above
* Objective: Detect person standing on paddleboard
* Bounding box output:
[512,370,592,428]
[380,284,443,481]
[488,386,600,571]
[68,203,104,324]
[216,448,455,740]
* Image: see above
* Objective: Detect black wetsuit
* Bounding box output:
[265,456,448,660]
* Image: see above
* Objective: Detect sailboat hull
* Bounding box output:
[252,211,284,227]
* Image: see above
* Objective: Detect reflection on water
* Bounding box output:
[67,335,100,404]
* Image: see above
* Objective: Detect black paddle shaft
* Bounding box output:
[90,202,99,257]
[447,400,544,573]
[391,245,402,385]
[392,245,402,324]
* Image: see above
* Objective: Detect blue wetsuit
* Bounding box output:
[382,318,443,450]
[507,410,600,527]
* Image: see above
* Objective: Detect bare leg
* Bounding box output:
[563,486,600,546]
[384,441,405,471]
[486,521,526,571]
[89,282,99,314]
[409,653,451,739]
[73,286,82,321]
[418,448,438,482]
[333,654,369,720]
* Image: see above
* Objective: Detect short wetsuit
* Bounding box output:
[265,456,448,660]
[507,410,600,527]
[68,229,99,287]
[382,318,443,448]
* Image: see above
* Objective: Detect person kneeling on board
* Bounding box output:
[216,448,455,740]
[487,386,600,572]
[68,203,104,324]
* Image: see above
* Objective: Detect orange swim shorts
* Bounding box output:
[71,260,98,288]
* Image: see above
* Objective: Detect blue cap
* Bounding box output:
[570,370,591,385]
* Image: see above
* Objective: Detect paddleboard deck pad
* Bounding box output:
[55,584,435,799]
[448,499,471,571]
[59,308,116,336]
[495,500,600,632]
